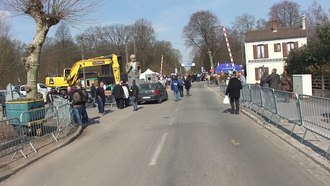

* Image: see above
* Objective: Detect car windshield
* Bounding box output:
[140,84,157,91]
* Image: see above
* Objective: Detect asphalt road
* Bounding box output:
[1,82,330,186]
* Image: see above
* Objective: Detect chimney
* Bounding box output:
[271,17,278,32]
[302,14,306,30]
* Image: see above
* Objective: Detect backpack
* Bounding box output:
[72,91,82,104]
[81,89,89,102]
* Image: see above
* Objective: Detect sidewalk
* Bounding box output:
[208,84,330,171]
[0,123,83,182]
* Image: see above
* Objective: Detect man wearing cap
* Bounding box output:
[126,54,141,87]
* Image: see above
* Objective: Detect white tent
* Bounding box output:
[139,68,160,80]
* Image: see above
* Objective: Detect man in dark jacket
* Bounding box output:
[266,68,281,90]
[112,81,124,109]
[96,82,106,115]
[225,71,243,114]
[184,75,192,96]
[130,80,139,111]
[90,83,97,107]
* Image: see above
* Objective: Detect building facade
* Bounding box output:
[244,19,307,84]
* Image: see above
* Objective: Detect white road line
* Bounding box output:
[148,133,168,166]
[207,86,220,97]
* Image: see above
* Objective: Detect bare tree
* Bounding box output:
[232,13,256,44]
[269,0,301,27]
[183,10,221,70]
[131,19,155,70]
[306,1,330,37]
[0,0,96,98]
[99,24,131,57]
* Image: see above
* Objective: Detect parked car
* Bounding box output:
[19,83,50,103]
[138,82,168,104]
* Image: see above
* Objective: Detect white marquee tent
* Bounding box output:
[139,68,160,80]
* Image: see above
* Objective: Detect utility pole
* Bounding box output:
[80,36,86,88]
[160,55,164,78]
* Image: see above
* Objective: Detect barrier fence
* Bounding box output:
[0,118,26,159]
[239,85,330,158]
[0,98,73,159]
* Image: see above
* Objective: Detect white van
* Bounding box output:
[19,83,50,102]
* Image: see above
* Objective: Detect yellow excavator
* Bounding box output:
[45,54,121,90]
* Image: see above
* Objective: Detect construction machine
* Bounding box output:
[45,54,121,90]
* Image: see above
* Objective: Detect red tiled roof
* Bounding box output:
[245,27,307,43]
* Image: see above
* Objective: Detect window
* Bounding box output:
[287,42,295,54]
[274,43,281,52]
[253,44,269,59]
[257,45,265,58]
[283,42,298,57]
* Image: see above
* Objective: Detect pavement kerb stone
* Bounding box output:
[212,85,330,171]
[0,125,83,182]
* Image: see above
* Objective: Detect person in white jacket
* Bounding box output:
[122,81,130,108]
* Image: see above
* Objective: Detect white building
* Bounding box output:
[244,18,307,84]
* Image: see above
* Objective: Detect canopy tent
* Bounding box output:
[215,63,241,73]
[139,68,160,80]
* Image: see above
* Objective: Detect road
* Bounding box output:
[1,82,330,186]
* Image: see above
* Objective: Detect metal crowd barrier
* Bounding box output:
[249,85,263,113]
[299,95,330,144]
[273,90,303,134]
[0,118,27,159]
[241,85,252,108]
[240,84,330,158]
[0,99,73,158]
[260,87,278,122]
[20,106,59,153]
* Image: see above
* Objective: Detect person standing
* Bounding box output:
[238,71,246,85]
[281,70,292,102]
[76,84,89,124]
[96,81,106,115]
[225,71,243,114]
[112,81,124,109]
[90,83,97,107]
[71,87,84,125]
[266,68,281,90]
[184,75,192,96]
[130,80,139,111]
[171,76,180,102]
[122,81,130,108]
[260,72,269,87]
[178,76,184,97]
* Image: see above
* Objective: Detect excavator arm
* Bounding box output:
[66,54,121,86]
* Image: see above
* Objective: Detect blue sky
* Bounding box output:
[3,0,330,64]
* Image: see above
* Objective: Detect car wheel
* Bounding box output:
[164,92,168,101]
[158,96,162,103]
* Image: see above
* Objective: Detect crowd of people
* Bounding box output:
[45,79,140,126]
[224,68,293,115]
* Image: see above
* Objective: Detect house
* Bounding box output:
[244,17,307,84]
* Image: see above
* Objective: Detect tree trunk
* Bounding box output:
[207,50,214,73]
[25,23,50,98]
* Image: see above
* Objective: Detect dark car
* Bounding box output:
[138,82,168,104]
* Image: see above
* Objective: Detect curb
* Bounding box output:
[0,125,83,182]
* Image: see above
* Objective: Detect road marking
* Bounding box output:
[148,133,168,166]
[207,86,220,97]
[231,139,240,147]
